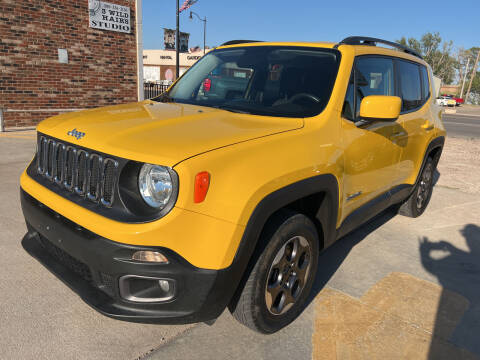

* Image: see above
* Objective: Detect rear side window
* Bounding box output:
[420,66,430,101]
[397,60,422,111]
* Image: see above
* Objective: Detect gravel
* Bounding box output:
[436,136,480,194]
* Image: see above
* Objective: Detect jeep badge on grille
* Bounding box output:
[67,128,85,140]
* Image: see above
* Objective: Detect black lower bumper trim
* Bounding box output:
[21,189,236,324]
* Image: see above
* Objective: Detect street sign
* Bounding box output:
[88,1,131,33]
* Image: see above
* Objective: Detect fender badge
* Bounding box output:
[67,128,85,140]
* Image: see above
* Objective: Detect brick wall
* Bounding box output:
[0,0,138,128]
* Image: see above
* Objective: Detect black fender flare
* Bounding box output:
[225,173,339,309]
[414,136,445,188]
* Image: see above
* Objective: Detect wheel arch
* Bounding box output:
[227,173,339,311]
[415,136,445,187]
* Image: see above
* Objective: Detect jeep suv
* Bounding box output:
[20,37,446,333]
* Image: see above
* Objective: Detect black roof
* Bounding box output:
[335,36,422,59]
[220,40,263,46]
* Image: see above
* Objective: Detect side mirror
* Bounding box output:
[359,95,401,122]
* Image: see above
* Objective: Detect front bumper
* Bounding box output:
[20,189,236,324]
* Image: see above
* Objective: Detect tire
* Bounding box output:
[230,210,319,333]
[398,157,435,218]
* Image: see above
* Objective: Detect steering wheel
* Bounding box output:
[288,93,321,104]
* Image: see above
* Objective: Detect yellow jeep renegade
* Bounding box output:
[20,36,446,333]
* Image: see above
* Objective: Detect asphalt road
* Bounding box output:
[1,132,480,360]
[442,113,480,138]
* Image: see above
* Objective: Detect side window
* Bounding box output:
[397,60,422,111]
[420,66,430,101]
[342,57,394,121]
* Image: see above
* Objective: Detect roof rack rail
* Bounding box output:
[334,36,422,59]
[220,40,263,46]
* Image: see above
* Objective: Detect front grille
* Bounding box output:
[37,135,118,207]
[38,233,93,283]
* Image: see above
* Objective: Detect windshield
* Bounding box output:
[154,46,340,118]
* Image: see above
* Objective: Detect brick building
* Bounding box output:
[0,0,141,129]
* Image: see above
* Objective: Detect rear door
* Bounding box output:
[341,56,404,222]
[394,60,434,185]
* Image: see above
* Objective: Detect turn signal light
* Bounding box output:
[194,171,210,203]
[131,251,168,263]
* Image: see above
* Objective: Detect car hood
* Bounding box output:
[37,101,304,166]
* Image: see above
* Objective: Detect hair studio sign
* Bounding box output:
[89,0,131,33]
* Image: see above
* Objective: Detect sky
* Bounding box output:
[142,0,479,52]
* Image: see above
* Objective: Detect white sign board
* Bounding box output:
[144,66,160,83]
[88,1,131,33]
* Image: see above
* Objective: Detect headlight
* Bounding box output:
[138,164,174,208]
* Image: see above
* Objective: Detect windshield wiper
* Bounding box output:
[154,93,176,103]
[213,104,252,114]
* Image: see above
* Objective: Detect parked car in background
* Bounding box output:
[439,94,464,106]
[436,95,456,107]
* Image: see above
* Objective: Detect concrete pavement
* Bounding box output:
[146,185,480,360]
[0,133,191,360]
[1,131,479,360]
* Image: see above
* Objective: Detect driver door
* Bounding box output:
[340,56,404,223]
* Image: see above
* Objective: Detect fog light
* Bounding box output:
[132,251,168,263]
[119,275,175,302]
[158,279,170,292]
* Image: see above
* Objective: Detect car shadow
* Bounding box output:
[306,207,398,307]
[304,171,442,310]
[419,224,480,357]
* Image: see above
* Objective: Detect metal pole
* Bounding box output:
[460,57,470,100]
[176,0,180,79]
[203,17,206,55]
[0,108,5,132]
[136,0,144,101]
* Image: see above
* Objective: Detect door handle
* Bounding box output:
[422,123,434,131]
[391,131,406,138]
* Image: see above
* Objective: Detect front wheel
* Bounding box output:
[230,210,319,333]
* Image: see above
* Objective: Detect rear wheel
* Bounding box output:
[398,157,435,217]
[230,210,319,333]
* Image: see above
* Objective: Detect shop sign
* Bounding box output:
[89,1,131,33]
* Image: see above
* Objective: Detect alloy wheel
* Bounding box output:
[265,236,312,315]
[416,163,433,209]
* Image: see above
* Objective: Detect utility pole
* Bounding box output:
[175,0,180,79]
[460,57,470,99]
[465,49,480,103]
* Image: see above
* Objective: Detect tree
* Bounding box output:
[471,71,480,95]
[398,32,456,84]
[465,71,480,104]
